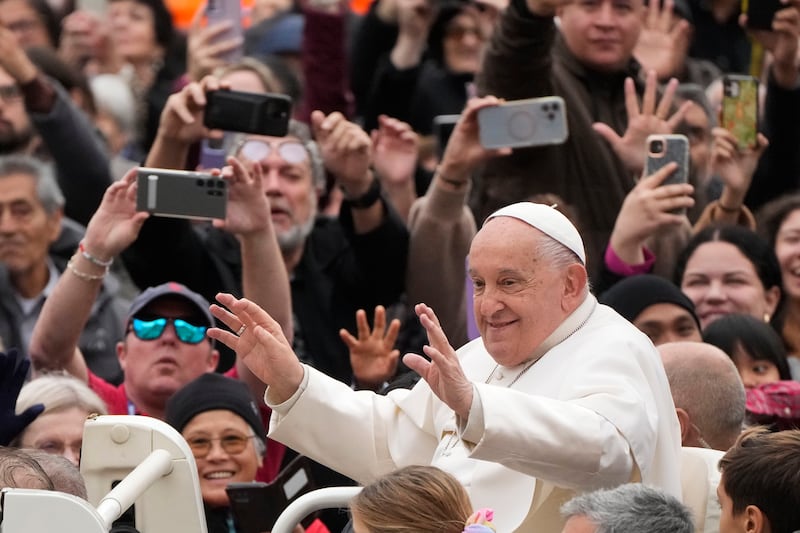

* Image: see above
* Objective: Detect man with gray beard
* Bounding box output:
[123,76,410,388]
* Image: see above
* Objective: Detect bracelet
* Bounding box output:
[717,201,741,214]
[341,176,382,209]
[79,242,113,268]
[67,256,107,282]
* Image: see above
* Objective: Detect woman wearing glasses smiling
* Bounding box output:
[165,372,270,533]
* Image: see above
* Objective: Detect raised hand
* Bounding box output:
[82,168,149,260]
[403,303,473,419]
[372,115,419,188]
[155,75,227,145]
[340,306,401,389]
[212,157,272,236]
[186,4,243,82]
[209,293,304,403]
[311,111,374,197]
[437,96,512,185]
[608,162,694,265]
[711,127,768,210]
[746,0,800,88]
[0,349,44,446]
[633,0,691,81]
[0,23,38,83]
[593,71,693,176]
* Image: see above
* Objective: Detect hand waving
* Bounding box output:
[593,71,692,175]
[340,306,401,390]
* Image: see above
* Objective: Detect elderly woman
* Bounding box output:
[12,373,108,467]
[165,373,319,533]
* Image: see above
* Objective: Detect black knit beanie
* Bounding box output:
[165,373,264,438]
[599,274,701,331]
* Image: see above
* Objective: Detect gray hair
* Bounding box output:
[228,120,326,192]
[22,449,87,499]
[0,155,64,214]
[535,232,591,295]
[561,484,694,533]
[15,373,108,418]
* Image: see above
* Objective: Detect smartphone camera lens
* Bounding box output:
[196,179,205,187]
[649,139,664,153]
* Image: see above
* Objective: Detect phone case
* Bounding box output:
[205,0,243,62]
[226,455,317,533]
[645,134,690,185]
[721,75,758,150]
[477,96,569,149]
[136,168,227,220]
[204,90,292,136]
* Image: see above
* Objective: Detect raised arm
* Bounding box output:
[213,157,294,400]
[29,170,149,382]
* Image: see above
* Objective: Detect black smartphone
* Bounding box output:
[226,455,316,533]
[432,114,460,159]
[136,167,227,220]
[744,0,783,30]
[204,90,292,136]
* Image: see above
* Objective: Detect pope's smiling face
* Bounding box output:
[468,218,575,367]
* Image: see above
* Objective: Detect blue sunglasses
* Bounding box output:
[130,317,208,344]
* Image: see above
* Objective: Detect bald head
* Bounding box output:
[659,342,745,451]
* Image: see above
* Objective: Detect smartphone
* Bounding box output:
[743,0,782,29]
[204,90,292,136]
[205,0,243,63]
[226,455,316,533]
[432,114,460,159]
[720,75,759,150]
[136,167,227,220]
[477,96,569,149]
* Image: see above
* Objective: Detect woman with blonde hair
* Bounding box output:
[350,465,495,533]
[12,373,107,466]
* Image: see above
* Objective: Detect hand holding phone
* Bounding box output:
[204,0,243,63]
[644,134,690,214]
[477,96,569,149]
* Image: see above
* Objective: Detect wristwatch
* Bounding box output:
[341,177,382,209]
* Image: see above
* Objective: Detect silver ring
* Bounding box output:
[236,324,247,336]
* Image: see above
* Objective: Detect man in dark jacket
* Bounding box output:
[475,0,689,273]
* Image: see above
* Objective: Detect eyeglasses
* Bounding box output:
[130,317,208,344]
[0,84,22,102]
[186,434,254,458]
[236,139,309,165]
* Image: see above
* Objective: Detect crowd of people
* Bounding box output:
[0,0,800,530]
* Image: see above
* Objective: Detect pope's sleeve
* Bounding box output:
[267,365,441,484]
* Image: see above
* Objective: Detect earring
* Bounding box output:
[764,313,771,323]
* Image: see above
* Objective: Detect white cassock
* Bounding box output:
[268,294,682,532]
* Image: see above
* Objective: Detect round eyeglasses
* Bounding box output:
[236,139,309,165]
[186,434,255,458]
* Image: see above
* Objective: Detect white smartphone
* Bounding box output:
[136,167,228,220]
[477,96,569,149]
